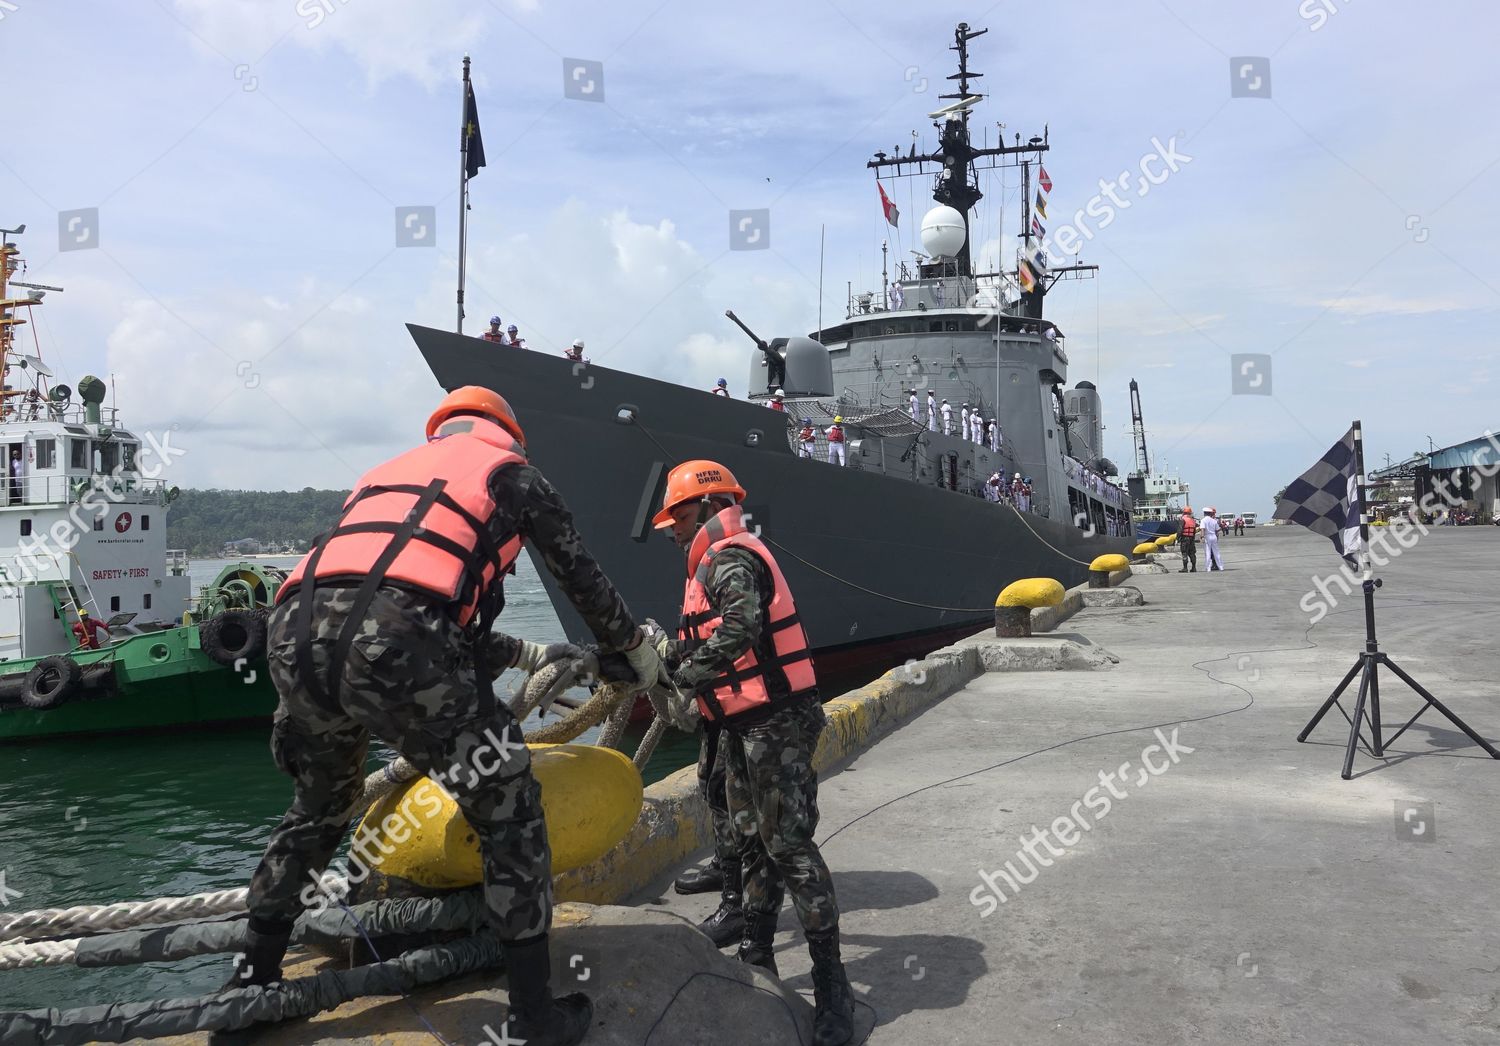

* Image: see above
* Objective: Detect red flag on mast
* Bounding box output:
[1038,165,1052,193]
[877,181,900,228]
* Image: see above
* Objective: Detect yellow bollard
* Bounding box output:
[995,578,1065,637]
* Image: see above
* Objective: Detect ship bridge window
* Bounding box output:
[69,438,88,470]
[94,441,120,474]
[34,439,56,469]
[122,443,138,471]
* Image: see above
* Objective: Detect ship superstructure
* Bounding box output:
[412,22,1138,678]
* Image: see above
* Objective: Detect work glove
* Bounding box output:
[511,640,584,675]
[641,617,675,664]
[649,679,701,734]
[621,629,665,694]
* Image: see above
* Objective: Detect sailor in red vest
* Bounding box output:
[825,416,847,466]
[564,338,587,363]
[227,386,660,1046]
[1178,506,1198,572]
[71,609,110,649]
[766,388,786,411]
[649,460,854,1045]
[712,377,731,398]
[797,421,816,458]
[482,316,505,343]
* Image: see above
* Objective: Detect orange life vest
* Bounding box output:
[1181,515,1197,538]
[769,400,785,412]
[827,425,845,443]
[280,416,525,628]
[798,426,815,441]
[677,505,816,722]
[482,331,505,343]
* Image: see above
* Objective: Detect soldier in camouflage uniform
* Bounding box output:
[649,459,855,1046]
[228,387,660,1046]
[667,715,755,947]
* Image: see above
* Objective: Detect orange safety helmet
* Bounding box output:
[426,385,525,443]
[652,459,746,528]
[1183,506,1194,515]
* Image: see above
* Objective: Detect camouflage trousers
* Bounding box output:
[721,698,839,935]
[698,724,750,868]
[1180,536,1197,569]
[245,586,551,941]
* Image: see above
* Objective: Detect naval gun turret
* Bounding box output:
[725,309,832,399]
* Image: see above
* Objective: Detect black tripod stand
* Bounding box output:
[1298,577,1500,779]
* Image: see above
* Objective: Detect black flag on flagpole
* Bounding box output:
[463,80,485,180]
[1273,425,1365,567]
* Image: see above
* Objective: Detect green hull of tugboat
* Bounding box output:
[0,623,277,742]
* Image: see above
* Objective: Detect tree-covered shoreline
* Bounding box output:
[166,488,349,556]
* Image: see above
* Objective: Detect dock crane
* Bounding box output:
[1128,378,1151,478]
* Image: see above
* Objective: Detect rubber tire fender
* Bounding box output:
[200,608,268,668]
[23,655,83,710]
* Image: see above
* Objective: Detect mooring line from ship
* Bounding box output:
[816,629,1337,850]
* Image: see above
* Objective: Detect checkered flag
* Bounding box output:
[1274,426,1365,566]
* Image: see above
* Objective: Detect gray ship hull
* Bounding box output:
[412,325,1135,679]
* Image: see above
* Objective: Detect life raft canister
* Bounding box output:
[280,416,524,627]
[677,505,816,722]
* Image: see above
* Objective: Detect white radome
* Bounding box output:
[920,205,966,259]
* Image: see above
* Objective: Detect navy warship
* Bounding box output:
[411,22,1136,680]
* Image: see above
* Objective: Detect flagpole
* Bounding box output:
[456,54,471,335]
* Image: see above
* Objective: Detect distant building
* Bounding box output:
[221,537,263,555]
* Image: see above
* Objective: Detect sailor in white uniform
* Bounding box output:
[940,399,952,436]
[927,392,938,432]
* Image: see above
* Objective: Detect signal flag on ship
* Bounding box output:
[877,180,900,228]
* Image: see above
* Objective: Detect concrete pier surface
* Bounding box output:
[653,526,1500,1045]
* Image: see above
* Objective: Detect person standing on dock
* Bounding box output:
[649,459,856,1046]
[1202,507,1225,571]
[826,417,847,466]
[1178,507,1198,572]
[482,316,505,343]
[226,386,662,1046]
[797,421,817,458]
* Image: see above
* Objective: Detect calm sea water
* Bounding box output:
[0,554,698,1011]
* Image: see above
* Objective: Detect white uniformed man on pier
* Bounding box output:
[826,417,847,466]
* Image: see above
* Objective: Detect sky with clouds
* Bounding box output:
[1,0,1496,514]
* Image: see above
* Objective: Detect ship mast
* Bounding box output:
[0,225,61,420]
[867,22,1047,281]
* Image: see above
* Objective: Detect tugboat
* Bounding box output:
[0,224,280,742]
[410,23,1138,681]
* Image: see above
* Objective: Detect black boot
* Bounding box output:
[698,861,744,948]
[221,921,292,990]
[674,855,724,895]
[736,909,779,977]
[808,930,855,1046]
[503,935,592,1046]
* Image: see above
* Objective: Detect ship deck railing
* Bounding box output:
[0,402,126,427]
[0,473,168,508]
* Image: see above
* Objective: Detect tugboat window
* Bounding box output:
[110,596,120,612]
[141,515,150,530]
[34,439,56,469]
[20,519,30,537]
[143,594,152,609]
[70,438,88,469]
[122,443,137,471]
[95,441,120,474]
[93,515,104,531]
